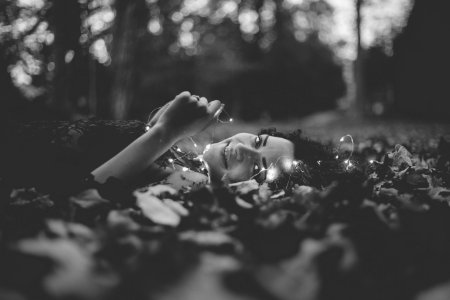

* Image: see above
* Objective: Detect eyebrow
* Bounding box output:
[263,135,269,147]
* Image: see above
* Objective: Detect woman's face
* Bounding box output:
[202,133,294,183]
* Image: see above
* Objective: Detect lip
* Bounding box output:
[222,141,230,169]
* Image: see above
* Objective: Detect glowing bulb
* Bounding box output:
[176,147,183,153]
[340,137,345,142]
[266,168,278,182]
[229,118,233,122]
[168,158,174,163]
[193,143,198,148]
[145,125,150,132]
[335,155,339,159]
[348,162,353,167]
[317,160,321,165]
[282,159,293,170]
[369,159,374,164]
[292,160,299,166]
[182,167,189,172]
[203,144,211,155]
[344,159,349,164]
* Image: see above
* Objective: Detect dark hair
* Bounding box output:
[258,128,343,191]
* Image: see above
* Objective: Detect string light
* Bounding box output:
[203,144,211,155]
[266,167,278,182]
[282,159,293,171]
[336,134,356,172]
[145,105,164,132]
[337,134,355,160]
[216,107,234,124]
[281,159,300,171]
[189,137,198,148]
[281,159,302,190]
[145,97,236,176]
[343,159,354,171]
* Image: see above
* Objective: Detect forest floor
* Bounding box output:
[1,112,450,300]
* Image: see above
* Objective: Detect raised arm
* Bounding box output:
[91,91,222,183]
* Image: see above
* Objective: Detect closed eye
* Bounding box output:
[254,135,263,149]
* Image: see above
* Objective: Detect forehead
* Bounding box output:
[230,132,294,163]
[262,135,295,166]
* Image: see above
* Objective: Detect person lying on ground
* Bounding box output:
[91,91,336,192]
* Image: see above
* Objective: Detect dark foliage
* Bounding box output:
[1,127,450,300]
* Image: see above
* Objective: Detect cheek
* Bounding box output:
[227,164,251,182]
[203,145,223,176]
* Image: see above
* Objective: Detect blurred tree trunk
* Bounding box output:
[354,0,366,114]
[48,0,83,119]
[109,0,147,120]
[0,47,25,121]
[247,0,264,62]
[393,0,450,119]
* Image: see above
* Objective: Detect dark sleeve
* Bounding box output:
[0,119,146,197]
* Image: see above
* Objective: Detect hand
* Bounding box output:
[150,91,223,141]
[147,100,172,129]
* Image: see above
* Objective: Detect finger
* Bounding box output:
[174,91,192,103]
[191,96,208,115]
[189,95,200,104]
[207,100,223,117]
[201,103,224,131]
[198,97,208,107]
[178,91,191,98]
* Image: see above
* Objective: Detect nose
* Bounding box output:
[234,142,259,162]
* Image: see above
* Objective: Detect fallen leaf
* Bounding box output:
[229,180,259,194]
[16,238,118,300]
[134,189,183,227]
[70,189,110,210]
[429,187,450,203]
[391,144,413,170]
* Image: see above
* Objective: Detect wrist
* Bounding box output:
[144,123,179,145]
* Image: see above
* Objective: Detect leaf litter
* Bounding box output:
[1,133,450,300]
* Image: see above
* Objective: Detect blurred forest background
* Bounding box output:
[1,0,449,122]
